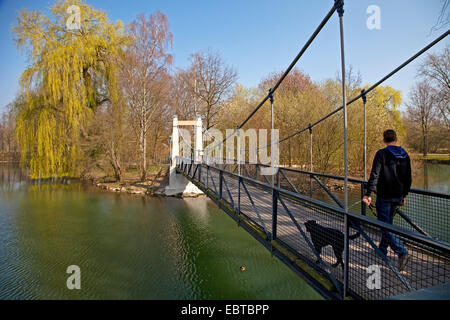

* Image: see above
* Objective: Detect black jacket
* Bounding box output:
[365,146,412,199]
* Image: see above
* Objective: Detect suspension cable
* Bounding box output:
[276,29,449,145]
[204,3,338,153]
[204,13,449,157]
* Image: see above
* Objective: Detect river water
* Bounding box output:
[411,163,450,194]
[0,164,322,299]
[1,163,448,299]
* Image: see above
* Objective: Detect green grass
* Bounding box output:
[411,153,450,161]
[147,164,164,173]
[124,164,168,174]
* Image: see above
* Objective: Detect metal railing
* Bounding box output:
[176,157,450,300]
[174,0,450,300]
[206,158,450,243]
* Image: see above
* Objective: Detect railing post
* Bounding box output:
[236,127,242,219]
[269,88,278,250]
[344,214,350,297]
[276,169,280,188]
[272,189,278,243]
[237,127,241,178]
[219,170,223,199]
[362,89,367,181]
[238,176,242,215]
[269,88,275,188]
[335,0,349,299]
[309,123,313,198]
[361,182,367,216]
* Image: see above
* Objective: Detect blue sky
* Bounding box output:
[0,0,448,114]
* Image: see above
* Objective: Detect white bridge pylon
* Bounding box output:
[165,115,204,196]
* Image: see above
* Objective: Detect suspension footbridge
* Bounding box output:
[168,1,450,300]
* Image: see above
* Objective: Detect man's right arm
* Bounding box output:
[365,150,382,197]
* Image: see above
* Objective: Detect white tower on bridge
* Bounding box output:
[165,115,204,197]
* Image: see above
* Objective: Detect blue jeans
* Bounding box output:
[376,197,408,256]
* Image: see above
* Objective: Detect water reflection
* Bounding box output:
[2,162,446,299]
[0,163,28,193]
[412,163,450,194]
[0,164,322,300]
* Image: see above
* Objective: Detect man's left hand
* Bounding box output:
[362,196,372,206]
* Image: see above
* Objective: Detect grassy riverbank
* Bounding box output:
[411,153,450,164]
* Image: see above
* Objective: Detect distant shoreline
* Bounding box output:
[421,159,450,165]
[411,154,450,165]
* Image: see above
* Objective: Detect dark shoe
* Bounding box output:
[398,253,411,271]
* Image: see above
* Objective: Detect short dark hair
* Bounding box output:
[383,129,397,143]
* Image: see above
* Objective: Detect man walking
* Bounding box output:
[362,130,412,271]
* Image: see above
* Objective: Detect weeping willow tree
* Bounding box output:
[12,0,128,178]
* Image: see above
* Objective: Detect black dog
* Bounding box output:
[304,220,360,268]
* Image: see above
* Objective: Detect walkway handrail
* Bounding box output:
[177,157,450,300]
[208,158,449,242]
[177,156,450,253]
[176,0,450,299]
[213,157,450,199]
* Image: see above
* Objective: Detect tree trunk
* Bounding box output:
[423,163,429,189]
[288,140,292,167]
[152,132,159,163]
[206,107,211,130]
[422,133,428,157]
[140,129,147,181]
[115,165,122,182]
[110,159,122,182]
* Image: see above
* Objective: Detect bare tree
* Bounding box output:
[180,51,237,129]
[406,81,438,156]
[418,46,450,128]
[431,0,450,33]
[0,104,17,154]
[81,98,128,182]
[121,12,173,180]
[170,71,198,120]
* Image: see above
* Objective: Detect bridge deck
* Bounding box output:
[180,163,450,300]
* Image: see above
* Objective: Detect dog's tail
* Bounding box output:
[349,232,361,240]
